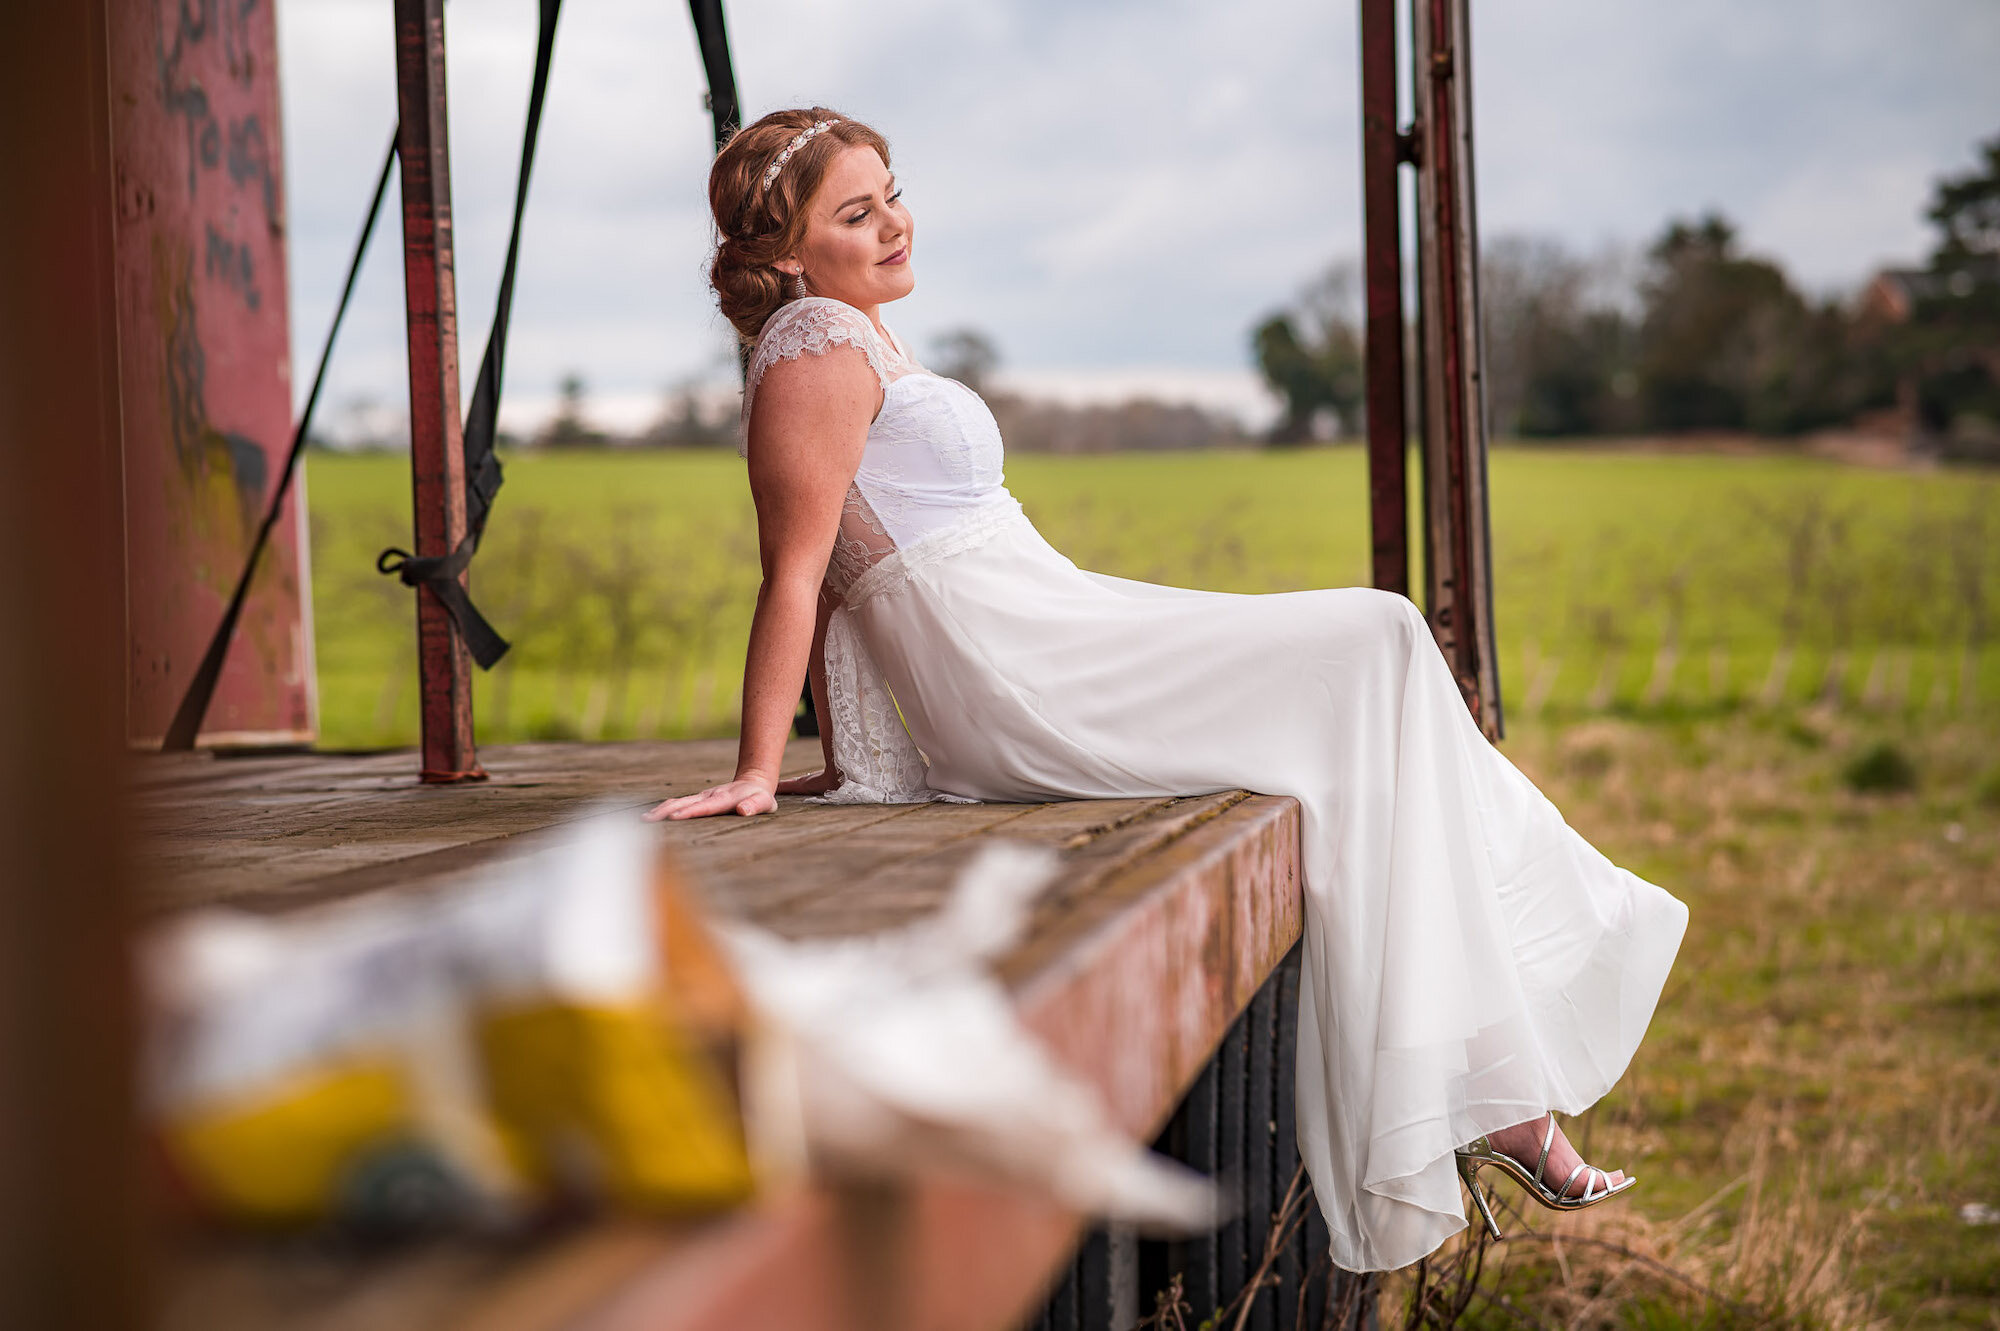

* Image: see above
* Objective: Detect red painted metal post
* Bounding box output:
[392,0,483,781]
[1359,0,1409,598]
[107,0,314,748]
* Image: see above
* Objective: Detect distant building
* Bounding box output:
[1853,269,1932,447]
[1860,262,2000,460]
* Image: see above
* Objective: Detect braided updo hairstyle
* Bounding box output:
[708,107,893,343]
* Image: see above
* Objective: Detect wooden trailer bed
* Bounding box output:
[136,739,1312,1331]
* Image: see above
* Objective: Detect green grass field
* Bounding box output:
[302,444,2000,1327]
[304,446,1999,750]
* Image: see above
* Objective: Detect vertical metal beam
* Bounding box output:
[392,0,482,780]
[1359,0,1410,599]
[686,0,743,153]
[1453,0,1504,739]
[1411,0,1503,738]
[0,1,145,1324]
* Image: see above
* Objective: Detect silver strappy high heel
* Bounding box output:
[1454,1112,1636,1239]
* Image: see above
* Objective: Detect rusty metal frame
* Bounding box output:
[392,0,483,781]
[1359,0,1409,600]
[1407,0,1503,737]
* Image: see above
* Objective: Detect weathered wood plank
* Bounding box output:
[725,795,1247,941]
[133,739,824,909]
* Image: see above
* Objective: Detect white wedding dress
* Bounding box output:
[742,296,1689,1273]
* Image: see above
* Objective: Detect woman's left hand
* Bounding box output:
[643,777,777,821]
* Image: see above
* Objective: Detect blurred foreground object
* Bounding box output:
[727,840,1216,1231]
[148,817,755,1230]
[146,818,1212,1235]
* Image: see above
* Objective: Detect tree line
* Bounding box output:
[1254,132,2000,459]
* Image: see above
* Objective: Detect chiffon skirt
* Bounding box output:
[845,508,1688,1272]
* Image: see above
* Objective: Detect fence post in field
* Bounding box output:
[1758,645,1794,711]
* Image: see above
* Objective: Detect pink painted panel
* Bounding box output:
[111,0,315,747]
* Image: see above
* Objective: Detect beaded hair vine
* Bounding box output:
[760,118,841,192]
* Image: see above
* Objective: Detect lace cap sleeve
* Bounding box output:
[741,298,894,441]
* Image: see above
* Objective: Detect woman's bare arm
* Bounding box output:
[645,350,877,821]
[774,583,843,794]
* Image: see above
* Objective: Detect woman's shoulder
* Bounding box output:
[756,296,881,352]
[748,297,892,392]
[740,299,896,446]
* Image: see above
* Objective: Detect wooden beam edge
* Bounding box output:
[529,794,1306,1331]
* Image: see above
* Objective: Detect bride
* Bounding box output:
[643,107,1688,1273]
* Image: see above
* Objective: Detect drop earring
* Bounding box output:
[789,272,807,299]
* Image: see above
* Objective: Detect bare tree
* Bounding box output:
[538,372,607,448]
[1482,236,1589,437]
[1252,259,1365,443]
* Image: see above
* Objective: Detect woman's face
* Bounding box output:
[783,144,914,310]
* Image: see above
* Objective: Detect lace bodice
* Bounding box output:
[743,297,1016,599]
[738,296,1014,807]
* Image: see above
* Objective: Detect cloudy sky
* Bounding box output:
[276,0,1999,433]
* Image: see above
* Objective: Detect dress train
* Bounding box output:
[830,510,1687,1271]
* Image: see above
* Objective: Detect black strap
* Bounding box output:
[377,0,565,670]
[685,1,807,738]
[162,133,399,752]
[376,536,507,666]
[686,0,741,151]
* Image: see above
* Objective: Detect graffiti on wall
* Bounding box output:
[114,0,315,745]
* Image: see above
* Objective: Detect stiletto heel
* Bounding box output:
[1454,1112,1635,1238]
[1457,1151,1505,1240]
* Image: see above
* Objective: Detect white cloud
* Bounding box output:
[276,0,2000,418]
[1470,0,2000,287]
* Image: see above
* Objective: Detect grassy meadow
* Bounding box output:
[304,446,2000,749]
[301,445,2000,1327]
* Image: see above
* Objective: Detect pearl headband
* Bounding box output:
[761,118,841,192]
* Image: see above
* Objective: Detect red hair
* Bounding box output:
[708,107,893,342]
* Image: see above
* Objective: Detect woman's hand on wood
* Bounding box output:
[643,776,777,821]
[774,767,842,796]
